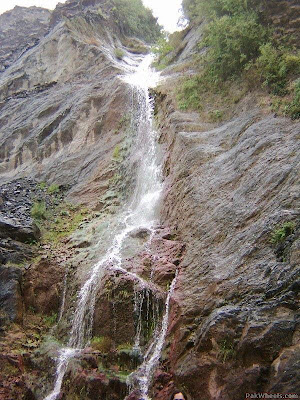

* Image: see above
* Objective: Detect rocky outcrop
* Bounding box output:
[0,6,51,73]
[23,259,65,316]
[152,75,300,398]
[0,1,146,209]
[0,265,23,325]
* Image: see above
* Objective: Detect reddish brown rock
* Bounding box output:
[23,259,65,315]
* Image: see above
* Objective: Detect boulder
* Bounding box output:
[0,215,40,243]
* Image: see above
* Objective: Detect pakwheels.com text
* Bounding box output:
[245,394,299,399]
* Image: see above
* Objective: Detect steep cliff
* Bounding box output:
[0,1,299,400]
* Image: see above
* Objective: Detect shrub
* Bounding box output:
[182,0,259,22]
[202,12,268,82]
[209,109,223,122]
[114,48,125,59]
[271,222,295,244]
[177,76,202,110]
[179,0,299,115]
[218,339,235,363]
[113,144,121,159]
[256,43,288,95]
[153,31,187,70]
[91,336,113,353]
[117,342,133,351]
[43,312,57,327]
[38,182,47,190]
[285,53,300,76]
[111,0,162,44]
[285,79,300,119]
[48,184,60,194]
[121,37,148,54]
[31,201,47,220]
[152,36,174,68]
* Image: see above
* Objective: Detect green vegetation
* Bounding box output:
[111,0,162,44]
[90,336,113,353]
[183,0,258,22]
[31,201,47,220]
[153,36,175,70]
[202,12,268,82]
[38,182,47,190]
[209,109,223,122]
[169,0,300,119]
[177,76,202,110]
[5,260,27,268]
[285,79,300,119]
[271,222,295,244]
[113,144,121,159]
[114,48,125,59]
[121,37,148,54]
[42,204,89,244]
[47,183,60,194]
[117,342,133,351]
[218,339,235,363]
[43,312,58,327]
[152,31,185,70]
[97,6,108,20]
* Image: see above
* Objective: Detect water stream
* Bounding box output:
[44,54,175,400]
[130,271,178,399]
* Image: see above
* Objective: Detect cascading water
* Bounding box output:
[44,54,173,400]
[128,271,178,399]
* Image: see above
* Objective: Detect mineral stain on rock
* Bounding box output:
[0,0,299,400]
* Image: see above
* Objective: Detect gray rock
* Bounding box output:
[0,215,40,242]
[0,264,23,324]
[0,6,51,72]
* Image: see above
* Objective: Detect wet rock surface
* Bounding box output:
[0,6,51,73]
[0,1,299,399]
[154,79,300,398]
[0,1,139,209]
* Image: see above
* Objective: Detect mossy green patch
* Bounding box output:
[47,183,60,194]
[90,336,113,353]
[271,222,295,244]
[31,201,47,220]
[40,203,89,244]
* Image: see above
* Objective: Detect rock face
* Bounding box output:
[0,1,299,400]
[0,265,23,324]
[0,6,51,72]
[152,63,300,400]
[0,0,138,209]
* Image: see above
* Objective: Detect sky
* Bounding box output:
[0,0,183,32]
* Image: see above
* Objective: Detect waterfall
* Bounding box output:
[128,271,178,399]
[44,54,172,400]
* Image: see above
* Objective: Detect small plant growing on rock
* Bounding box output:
[113,144,121,159]
[114,48,125,60]
[38,182,47,190]
[31,201,47,220]
[218,339,235,363]
[271,221,295,244]
[117,342,134,351]
[47,183,60,194]
[90,336,113,353]
[209,109,223,122]
[43,312,58,327]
